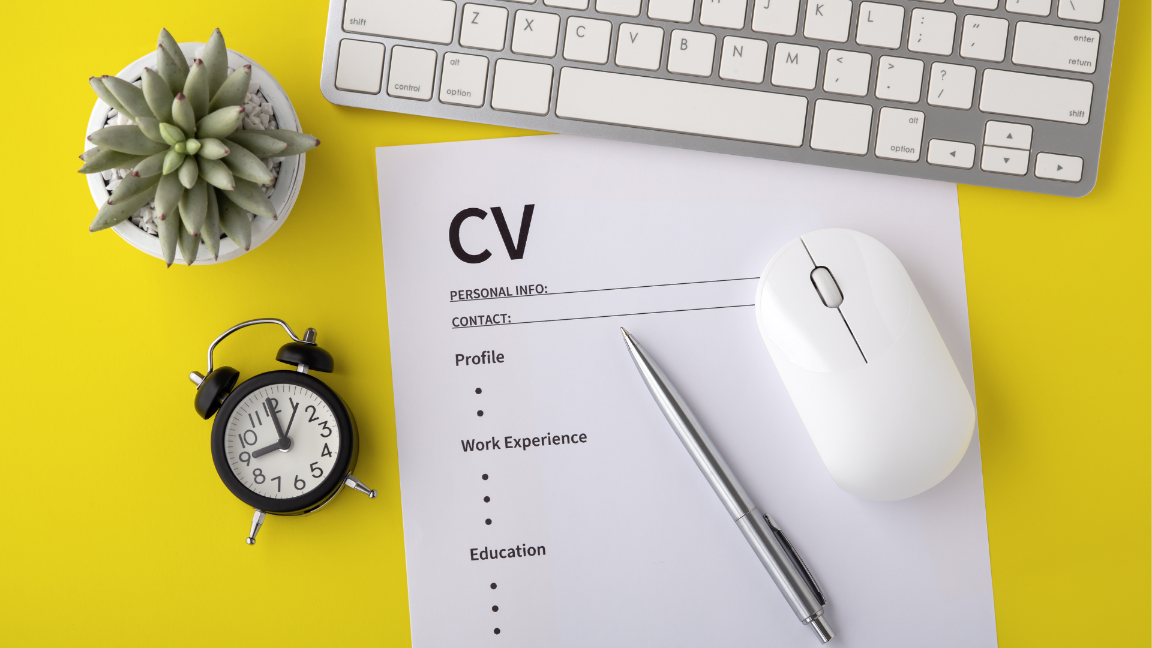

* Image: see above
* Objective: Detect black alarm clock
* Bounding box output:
[189,318,375,545]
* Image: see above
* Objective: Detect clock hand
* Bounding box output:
[251,441,284,459]
[282,401,300,438]
[266,398,287,440]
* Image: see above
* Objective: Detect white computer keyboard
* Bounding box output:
[320,0,1119,197]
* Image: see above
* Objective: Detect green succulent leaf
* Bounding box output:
[223,132,287,158]
[78,148,147,174]
[141,68,174,123]
[155,172,185,221]
[156,45,187,95]
[108,172,161,205]
[102,76,155,121]
[177,155,199,189]
[202,186,223,260]
[134,116,168,144]
[163,148,186,175]
[260,129,321,156]
[209,64,251,112]
[184,59,210,120]
[172,93,196,137]
[174,141,187,154]
[178,221,201,266]
[89,77,130,118]
[198,157,236,191]
[157,203,181,267]
[179,177,208,235]
[226,178,277,220]
[196,106,244,140]
[88,125,168,156]
[218,191,252,251]
[133,151,168,177]
[158,29,189,76]
[221,141,273,185]
[89,184,158,232]
[159,122,186,146]
[203,29,228,98]
[196,138,230,160]
[185,138,202,155]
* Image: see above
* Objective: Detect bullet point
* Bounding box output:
[494,628,501,635]
[484,496,490,503]
[492,605,499,612]
[485,518,492,525]
[490,582,497,589]
[476,388,482,394]
[482,474,489,480]
[477,410,484,417]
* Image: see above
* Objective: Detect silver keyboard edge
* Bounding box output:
[319,0,1121,198]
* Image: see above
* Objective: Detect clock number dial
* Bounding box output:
[225,384,341,500]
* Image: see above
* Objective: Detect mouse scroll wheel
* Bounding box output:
[810,267,844,309]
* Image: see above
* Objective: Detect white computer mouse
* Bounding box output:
[755,229,975,501]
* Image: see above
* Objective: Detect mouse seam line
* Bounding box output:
[799,238,817,267]
[838,309,868,364]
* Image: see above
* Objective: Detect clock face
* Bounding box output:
[223,383,342,500]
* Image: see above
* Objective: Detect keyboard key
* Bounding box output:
[648,0,694,23]
[908,8,956,55]
[700,0,748,30]
[719,37,769,83]
[855,3,904,49]
[512,11,561,57]
[545,0,588,8]
[1006,0,1051,15]
[981,145,1029,175]
[927,62,975,109]
[1013,22,1100,74]
[335,39,385,94]
[440,52,489,106]
[875,107,924,161]
[564,18,612,64]
[616,24,664,70]
[803,0,852,43]
[752,0,800,35]
[875,56,923,103]
[771,43,819,89]
[387,46,436,100]
[668,30,717,76]
[1058,0,1103,23]
[954,0,998,7]
[810,100,872,155]
[824,50,872,96]
[555,67,808,145]
[491,59,554,114]
[960,15,1008,62]
[980,69,1092,124]
[343,0,457,45]
[927,139,975,168]
[597,0,641,17]
[505,0,536,4]
[460,4,508,51]
[984,121,1032,149]
[1035,153,1083,181]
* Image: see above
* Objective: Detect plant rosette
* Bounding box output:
[84,39,308,265]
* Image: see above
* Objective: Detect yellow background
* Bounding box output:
[0,1,1147,645]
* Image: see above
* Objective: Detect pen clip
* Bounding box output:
[764,514,826,607]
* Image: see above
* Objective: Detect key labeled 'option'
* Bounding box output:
[440,53,489,107]
[875,107,924,161]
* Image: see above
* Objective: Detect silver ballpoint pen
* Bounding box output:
[620,328,834,643]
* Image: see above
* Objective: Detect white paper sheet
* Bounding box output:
[376,135,997,647]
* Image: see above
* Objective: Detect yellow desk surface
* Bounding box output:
[1,2,1147,645]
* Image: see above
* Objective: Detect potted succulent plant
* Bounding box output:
[80,28,319,266]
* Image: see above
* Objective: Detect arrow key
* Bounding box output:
[981,145,1029,176]
[927,139,975,169]
[1035,153,1083,182]
[984,121,1032,150]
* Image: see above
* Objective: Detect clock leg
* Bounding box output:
[344,475,378,499]
[246,509,266,545]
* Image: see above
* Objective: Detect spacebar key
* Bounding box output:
[556,68,807,146]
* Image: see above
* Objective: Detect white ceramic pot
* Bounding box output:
[84,42,305,265]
